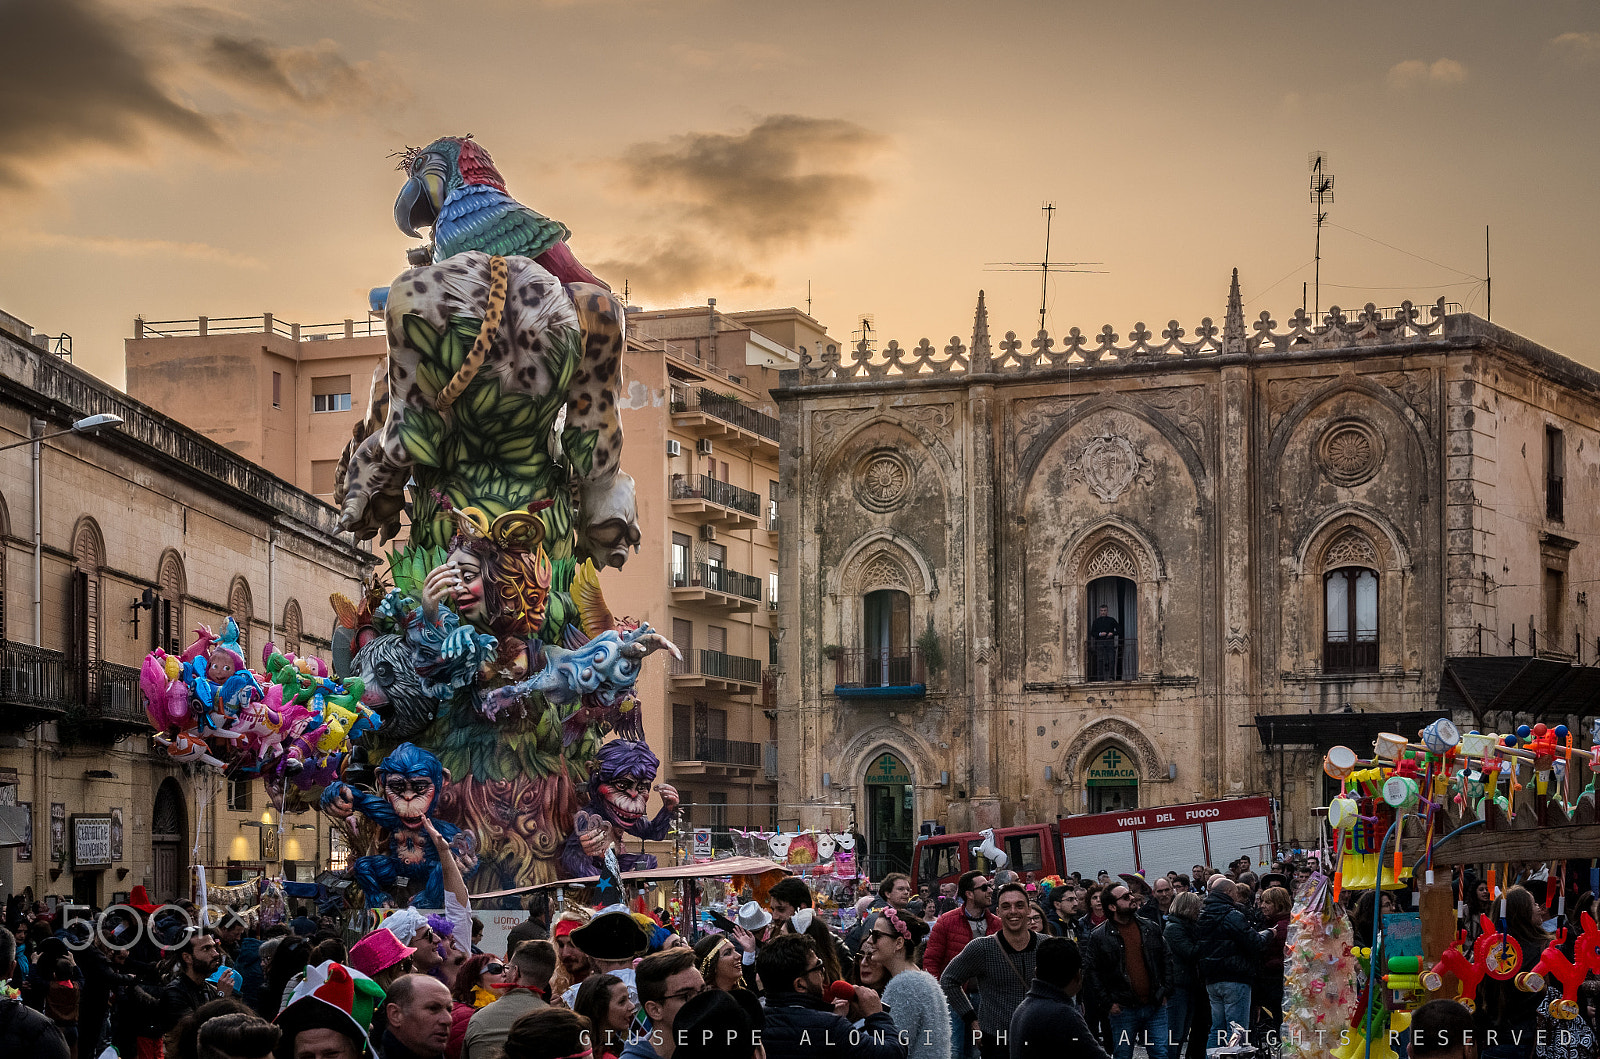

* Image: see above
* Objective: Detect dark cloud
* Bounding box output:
[202,36,378,108]
[592,237,772,298]
[603,115,885,297]
[0,0,386,195]
[0,0,219,189]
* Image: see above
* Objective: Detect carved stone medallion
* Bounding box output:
[854,451,914,513]
[1069,434,1151,503]
[1317,420,1383,486]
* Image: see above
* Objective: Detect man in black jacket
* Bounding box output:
[756,934,904,1059]
[1195,876,1264,1046]
[0,925,68,1059]
[159,930,228,1038]
[1009,937,1109,1059]
[1082,885,1171,1059]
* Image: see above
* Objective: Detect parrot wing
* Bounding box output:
[330,593,360,630]
[570,560,617,641]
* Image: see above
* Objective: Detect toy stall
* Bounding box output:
[1277,717,1600,1059]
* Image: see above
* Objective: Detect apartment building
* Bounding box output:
[0,308,372,908]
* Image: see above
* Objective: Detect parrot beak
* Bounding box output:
[394,153,449,237]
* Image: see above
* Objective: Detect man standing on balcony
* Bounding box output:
[1089,605,1120,680]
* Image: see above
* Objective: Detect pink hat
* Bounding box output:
[349,927,416,977]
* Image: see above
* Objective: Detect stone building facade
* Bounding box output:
[774,276,1600,873]
[0,307,372,909]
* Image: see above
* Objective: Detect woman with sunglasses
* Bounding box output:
[447,954,508,1059]
[862,907,952,1059]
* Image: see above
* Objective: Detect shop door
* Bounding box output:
[864,752,914,877]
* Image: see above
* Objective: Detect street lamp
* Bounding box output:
[0,414,127,646]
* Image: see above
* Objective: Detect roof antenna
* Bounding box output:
[1309,150,1334,319]
[852,314,875,354]
[985,202,1106,334]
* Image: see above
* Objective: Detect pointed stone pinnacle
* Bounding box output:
[971,290,991,369]
[1224,268,1246,352]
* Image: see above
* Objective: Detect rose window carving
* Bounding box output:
[1318,422,1382,486]
[854,452,914,512]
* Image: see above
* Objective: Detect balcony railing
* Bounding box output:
[670,474,761,517]
[1548,476,1565,521]
[0,640,74,714]
[671,562,762,601]
[1323,638,1378,673]
[670,733,763,767]
[1085,637,1138,682]
[672,387,780,441]
[84,661,146,727]
[671,649,762,685]
[833,647,926,693]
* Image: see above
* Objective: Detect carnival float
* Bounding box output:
[141,136,691,913]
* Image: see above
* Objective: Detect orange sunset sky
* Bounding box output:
[4,0,1599,386]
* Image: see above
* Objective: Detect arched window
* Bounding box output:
[862,588,911,687]
[71,518,104,697]
[283,600,303,657]
[156,551,186,653]
[1084,543,1138,681]
[1324,567,1379,672]
[229,577,253,661]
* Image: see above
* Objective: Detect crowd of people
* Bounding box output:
[4,846,1584,1059]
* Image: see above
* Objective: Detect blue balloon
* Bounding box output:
[1517,725,1532,740]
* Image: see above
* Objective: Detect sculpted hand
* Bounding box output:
[324,784,355,820]
[655,783,680,812]
[579,821,617,857]
[421,563,460,621]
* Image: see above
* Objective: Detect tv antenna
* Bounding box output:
[852,314,876,354]
[985,203,1106,333]
[1309,151,1335,319]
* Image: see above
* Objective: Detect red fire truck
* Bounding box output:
[912,796,1276,890]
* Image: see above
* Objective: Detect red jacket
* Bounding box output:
[923,906,1002,978]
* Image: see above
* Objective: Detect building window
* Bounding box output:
[768,481,778,529]
[1546,426,1565,521]
[1324,567,1378,671]
[768,571,778,610]
[227,777,252,813]
[769,634,778,666]
[707,792,728,832]
[312,375,352,413]
[272,371,282,408]
[328,828,351,872]
[671,533,691,587]
[311,460,338,497]
[707,625,727,654]
[1544,567,1566,650]
[860,588,913,686]
[672,618,693,657]
[1085,576,1137,682]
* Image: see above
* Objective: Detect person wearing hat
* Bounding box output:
[275,963,376,1059]
[349,929,417,994]
[549,913,593,999]
[671,988,765,1059]
[560,910,647,1008]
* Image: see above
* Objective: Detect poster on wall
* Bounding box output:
[50,803,65,862]
[110,808,123,862]
[17,802,31,861]
[71,815,113,869]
